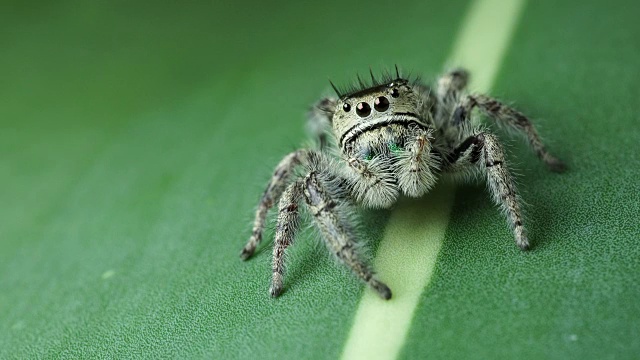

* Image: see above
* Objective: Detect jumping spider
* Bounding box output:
[240,67,566,300]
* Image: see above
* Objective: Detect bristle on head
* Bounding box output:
[356,73,366,88]
[329,66,412,99]
[329,79,342,97]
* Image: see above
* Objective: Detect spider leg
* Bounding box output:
[436,68,470,100]
[303,172,391,300]
[432,68,471,144]
[241,150,306,260]
[269,180,303,297]
[446,131,530,250]
[307,97,337,150]
[452,94,566,172]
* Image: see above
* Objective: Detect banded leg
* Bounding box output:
[270,181,302,297]
[453,94,566,172]
[448,132,529,250]
[307,97,336,150]
[241,150,306,260]
[303,172,391,299]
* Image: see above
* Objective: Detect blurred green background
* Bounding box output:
[1,0,639,359]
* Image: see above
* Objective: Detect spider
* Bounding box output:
[240,67,566,300]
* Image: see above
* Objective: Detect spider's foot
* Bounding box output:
[241,233,262,260]
[371,279,392,300]
[516,235,530,251]
[269,285,283,298]
[545,157,567,173]
[270,273,283,298]
[240,245,255,261]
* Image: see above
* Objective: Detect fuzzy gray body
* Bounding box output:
[240,68,565,300]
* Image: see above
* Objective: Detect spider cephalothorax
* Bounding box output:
[330,76,440,208]
[240,67,566,300]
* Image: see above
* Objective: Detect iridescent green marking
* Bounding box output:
[388,142,403,154]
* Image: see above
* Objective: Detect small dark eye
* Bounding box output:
[390,88,399,98]
[343,103,351,112]
[374,96,390,112]
[356,102,371,117]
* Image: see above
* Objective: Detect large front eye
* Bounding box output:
[374,96,389,112]
[356,102,371,117]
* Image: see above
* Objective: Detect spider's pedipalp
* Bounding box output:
[395,127,439,197]
[343,156,399,209]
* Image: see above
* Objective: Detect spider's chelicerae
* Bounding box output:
[240,67,566,300]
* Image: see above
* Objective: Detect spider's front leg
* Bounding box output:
[452,94,566,172]
[303,172,392,299]
[269,180,303,297]
[447,131,530,250]
[269,170,391,299]
[241,150,306,260]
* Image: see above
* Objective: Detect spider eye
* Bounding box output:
[390,88,400,98]
[343,103,351,112]
[374,96,390,112]
[356,102,371,117]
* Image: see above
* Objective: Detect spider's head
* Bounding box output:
[331,78,423,151]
